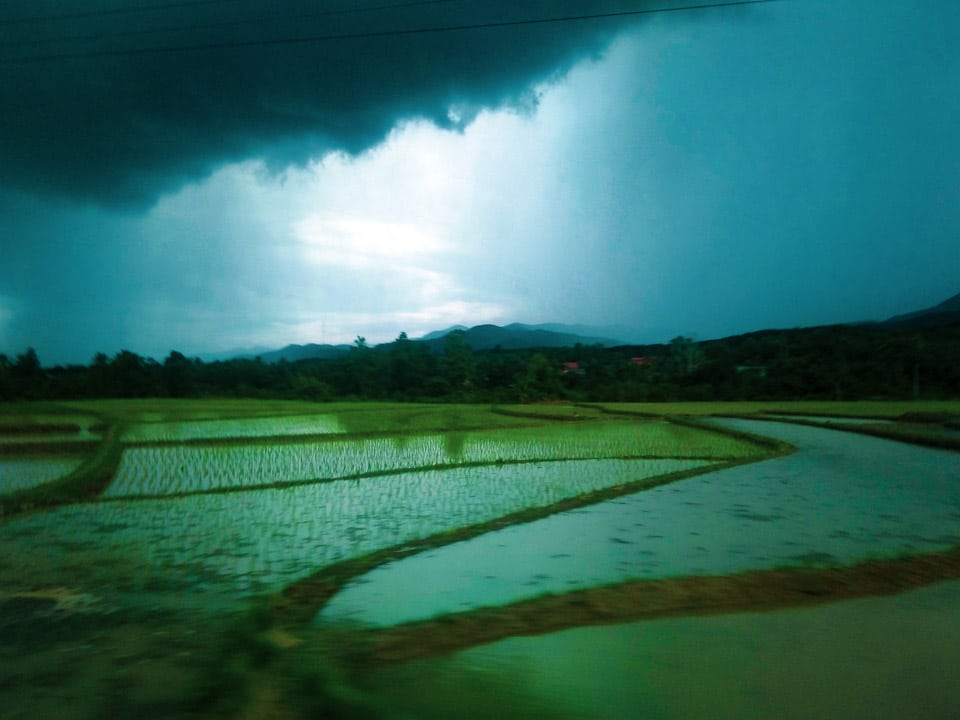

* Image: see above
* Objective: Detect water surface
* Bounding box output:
[361,580,960,720]
[321,420,960,626]
[0,457,85,494]
[1,458,706,610]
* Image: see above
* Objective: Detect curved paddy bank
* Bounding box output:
[319,419,960,627]
[0,458,718,613]
[357,579,960,720]
[4,400,958,720]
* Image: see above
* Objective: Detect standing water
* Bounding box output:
[320,419,960,626]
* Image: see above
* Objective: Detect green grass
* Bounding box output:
[54,399,535,438]
[325,404,534,434]
[59,397,335,424]
[794,420,960,452]
[491,404,607,421]
[591,400,960,419]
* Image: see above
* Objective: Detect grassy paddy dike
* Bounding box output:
[1,398,960,718]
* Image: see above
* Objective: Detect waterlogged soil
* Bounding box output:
[3,408,959,720]
[103,421,756,497]
[319,420,960,626]
[1,459,710,606]
[121,413,347,443]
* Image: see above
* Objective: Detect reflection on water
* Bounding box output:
[770,414,893,424]
[321,420,960,626]
[362,581,960,720]
[2,458,707,608]
[121,413,346,442]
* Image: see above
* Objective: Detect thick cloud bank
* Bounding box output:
[0,0,661,206]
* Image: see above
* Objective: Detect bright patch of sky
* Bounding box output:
[0,0,957,365]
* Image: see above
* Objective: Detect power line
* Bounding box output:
[0,0,781,65]
[0,0,469,47]
[0,0,246,26]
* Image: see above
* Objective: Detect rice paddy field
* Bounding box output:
[1,399,959,719]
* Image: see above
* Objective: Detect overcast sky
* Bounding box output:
[0,0,958,366]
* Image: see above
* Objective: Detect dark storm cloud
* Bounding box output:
[0,0,667,207]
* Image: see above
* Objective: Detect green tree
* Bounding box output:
[389,331,431,399]
[11,347,45,398]
[0,354,11,400]
[668,336,701,377]
[442,330,477,398]
[108,350,153,397]
[346,336,386,398]
[517,352,562,402]
[162,351,197,397]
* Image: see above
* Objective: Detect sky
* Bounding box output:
[0,0,958,366]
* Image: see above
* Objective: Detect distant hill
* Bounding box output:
[880,292,960,330]
[507,322,636,341]
[254,343,352,363]
[232,323,629,363]
[418,323,627,352]
[199,293,960,365]
[418,325,468,341]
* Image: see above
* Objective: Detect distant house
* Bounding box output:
[561,361,584,375]
[630,357,655,366]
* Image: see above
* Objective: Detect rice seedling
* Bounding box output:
[330,403,533,434]
[121,414,346,443]
[60,398,333,424]
[4,457,711,603]
[103,421,762,497]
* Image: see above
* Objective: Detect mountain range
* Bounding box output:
[212,292,959,363]
[234,323,628,363]
[876,291,960,330]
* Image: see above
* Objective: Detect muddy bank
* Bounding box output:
[364,545,960,664]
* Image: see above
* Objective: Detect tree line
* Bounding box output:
[1,324,958,403]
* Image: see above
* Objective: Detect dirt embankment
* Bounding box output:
[363,546,960,664]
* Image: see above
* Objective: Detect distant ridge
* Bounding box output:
[254,343,352,363]
[418,325,468,341]
[197,292,960,364]
[415,323,627,352]
[881,291,960,330]
[228,323,629,363]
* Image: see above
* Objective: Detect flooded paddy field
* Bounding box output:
[3,457,713,605]
[0,456,86,494]
[1,400,958,719]
[320,419,960,625]
[361,580,960,720]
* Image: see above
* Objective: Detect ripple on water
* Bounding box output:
[320,420,960,627]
